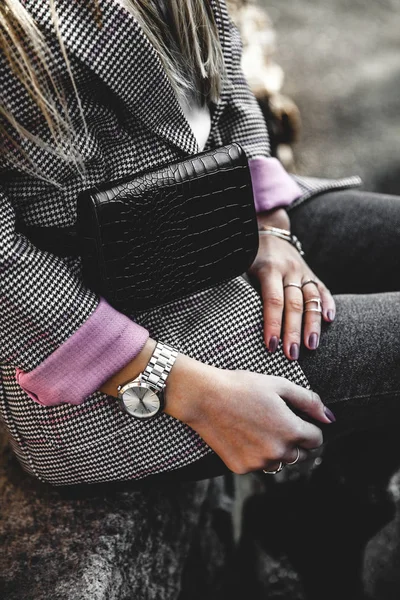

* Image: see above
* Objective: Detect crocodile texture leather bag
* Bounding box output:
[77,143,258,313]
[19,143,259,315]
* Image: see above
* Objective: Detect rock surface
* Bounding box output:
[263,0,400,195]
[0,428,233,600]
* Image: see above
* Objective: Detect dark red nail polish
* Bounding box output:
[269,336,279,352]
[327,309,335,322]
[290,343,299,360]
[309,333,319,350]
[324,406,336,423]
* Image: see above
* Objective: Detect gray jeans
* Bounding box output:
[292,189,400,442]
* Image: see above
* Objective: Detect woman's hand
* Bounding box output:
[165,355,334,474]
[102,339,336,475]
[248,208,335,360]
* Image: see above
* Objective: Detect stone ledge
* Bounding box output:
[0,428,229,600]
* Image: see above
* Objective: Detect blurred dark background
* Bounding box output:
[262,0,400,195]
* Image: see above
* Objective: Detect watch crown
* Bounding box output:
[117,374,142,395]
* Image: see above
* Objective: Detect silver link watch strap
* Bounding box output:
[142,342,178,392]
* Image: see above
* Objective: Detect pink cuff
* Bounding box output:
[16,298,149,406]
[249,156,302,213]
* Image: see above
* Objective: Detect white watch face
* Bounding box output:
[119,382,161,419]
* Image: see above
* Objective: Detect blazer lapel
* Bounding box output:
[25,0,199,155]
[26,0,233,155]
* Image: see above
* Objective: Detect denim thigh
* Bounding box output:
[291,189,400,441]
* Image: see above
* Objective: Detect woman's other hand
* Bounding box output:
[165,355,335,474]
[248,208,335,360]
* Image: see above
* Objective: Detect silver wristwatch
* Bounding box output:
[117,341,178,419]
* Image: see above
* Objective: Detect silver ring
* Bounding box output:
[286,447,300,466]
[263,461,285,475]
[283,283,302,290]
[304,297,322,312]
[302,279,319,289]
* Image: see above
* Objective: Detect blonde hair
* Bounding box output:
[0,0,224,179]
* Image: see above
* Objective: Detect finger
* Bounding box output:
[294,418,324,450]
[262,460,285,474]
[302,277,336,323]
[282,280,304,360]
[274,406,323,452]
[301,280,322,350]
[276,378,336,425]
[283,446,309,465]
[260,269,284,352]
[317,279,336,322]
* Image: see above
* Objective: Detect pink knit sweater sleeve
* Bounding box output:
[249,156,302,213]
[16,298,149,406]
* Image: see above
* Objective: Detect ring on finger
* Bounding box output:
[286,447,301,466]
[263,461,285,475]
[301,279,319,289]
[283,282,302,290]
[304,297,322,314]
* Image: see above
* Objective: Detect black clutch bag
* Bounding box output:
[76,143,258,313]
[19,143,259,315]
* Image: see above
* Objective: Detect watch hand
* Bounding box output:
[139,397,151,413]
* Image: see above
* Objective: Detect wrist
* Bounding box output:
[100,338,157,397]
[101,338,225,426]
[257,207,290,231]
[164,355,224,425]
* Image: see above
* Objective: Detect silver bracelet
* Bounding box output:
[259,226,305,257]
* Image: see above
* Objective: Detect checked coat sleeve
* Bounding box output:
[1,187,149,406]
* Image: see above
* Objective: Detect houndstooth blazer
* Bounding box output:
[0,0,361,483]
[0,0,360,374]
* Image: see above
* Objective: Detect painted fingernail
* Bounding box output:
[309,333,319,350]
[327,309,335,322]
[269,336,279,352]
[324,406,336,423]
[290,343,299,360]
